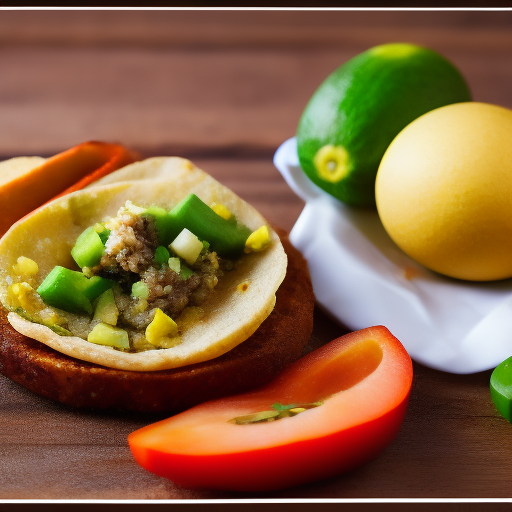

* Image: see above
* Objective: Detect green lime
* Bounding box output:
[296,43,472,207]
[490,356,512,423]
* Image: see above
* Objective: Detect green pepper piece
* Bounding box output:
[80,275,116,302]
[154,246,170,266]
[180,265,195,280]
[490,356,512,423]
[131,281,149,300]
[93,288,119,326]
[37,266,114,315]
[168,194,251,259]
[71,227,106,268]
[87,322,130,350]
[94,224,111,245]
[142,206,174,245]
[37,266,93,314]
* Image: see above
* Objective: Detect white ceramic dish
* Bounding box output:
[274,137,512,374]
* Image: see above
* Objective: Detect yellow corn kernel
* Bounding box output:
[10,282,34,309]
[13,256,39,277]
[145,308,179,346]
[244,225,271,253]
[211,203,232,220]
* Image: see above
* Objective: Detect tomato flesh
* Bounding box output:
[128,326,413,491]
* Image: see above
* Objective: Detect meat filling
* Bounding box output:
[101,212,159,274]
[87,209,227,333]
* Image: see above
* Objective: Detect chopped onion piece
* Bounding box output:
[170,229,203,265]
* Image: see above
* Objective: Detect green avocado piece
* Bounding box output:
[87,322,130,350]
[93,288,119,326]
[71,227,106,268]
[131,281,149,300]
[37,266,114,315]
[154,245,170,266]
[168,194,251,259]
[179,265,195,280]
[94,224,111,245]
[142,206,174,245]
[80,275,116,303]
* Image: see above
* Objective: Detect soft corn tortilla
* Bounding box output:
[0,159,287,372]
[88,156,201,187]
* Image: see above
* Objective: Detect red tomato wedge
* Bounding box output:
[0,141,140,236]
[128,326,413,491]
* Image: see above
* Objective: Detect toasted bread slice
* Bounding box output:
[0,231,313,413]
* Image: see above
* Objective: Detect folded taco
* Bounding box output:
[0,157,314,412]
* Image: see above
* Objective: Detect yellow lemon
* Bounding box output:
[375,102,512,281]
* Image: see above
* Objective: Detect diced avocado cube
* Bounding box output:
[93,223,111,244]
[145,308,178,345]
[37,266,114,315]
[168,194,252,258]
[37,266,94,315]
[154,245,170,266]
[93,289,119,326]
[168,257,181,274]
[131,281,149,300]
[143,206,174,245]
[87,322,130,350]
[80,275,116,303]
[71,227,106,268]
[179,265,195,280]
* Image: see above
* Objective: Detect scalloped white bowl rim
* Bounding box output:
[274,137,512,374]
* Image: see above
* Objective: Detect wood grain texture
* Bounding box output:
[1,9,512,500]
[1,312,511,499]
[0,11,511,156]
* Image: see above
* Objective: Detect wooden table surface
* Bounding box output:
[1,9,512,502]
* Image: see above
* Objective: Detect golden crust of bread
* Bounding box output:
[0,230,314,413]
